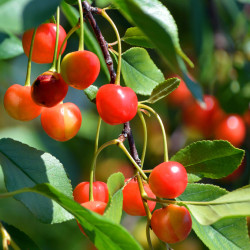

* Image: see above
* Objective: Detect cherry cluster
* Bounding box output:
[73,161,192,244]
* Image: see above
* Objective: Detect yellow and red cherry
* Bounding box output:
[96,84,138,125]
[149,161,188,199]
[31,71,68,107]
[40,102,82,141]
[4,84,42,121]
[22,23,67,64]
[151,204,192,244]
[60,50,100,90]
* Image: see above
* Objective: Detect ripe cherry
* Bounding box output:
[60,51,100,90]
[31,71,68,107]
[22,23,67,64]
[214,114,246,147]
[149,161,187,199]
[40,102,82,141]
[73,181,109,204]
[122,178,156,216]
[4,84,42,121]
[96,84,138,125]
[151,204,192,244]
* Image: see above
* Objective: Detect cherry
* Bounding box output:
[22,23,67,64]
[214,114,246,147]
[151,204,192,244]
[122,178,156,216]
[60,51,100,90]
[96,84,138,125]
[40,102,82,141]
[149,161,187,199]
[182,95,224,137]
[31,71,68,107]
[4,84,42,121]
[73,181,109,204]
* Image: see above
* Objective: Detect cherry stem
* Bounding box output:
[0,222,20,250]
[24,28,37,86]
[78,0,84,51]
[50,7,60,72]
[138,104,169,162]
[57,23,80,72]
[101,10,122,85]
[89,116,102,201]
[137,111,147,168]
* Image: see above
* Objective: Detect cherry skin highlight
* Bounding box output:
[31,71,68,107]
[96,84,138,125]
[4,84,42,121]
[151,204,192,244]
[60,50,100,90]
[73,181,109,204]
[149,161,188,199]
[122,178,156,216]
[40,102,82,141]
[214,114,246,147]
[22,23,67,64]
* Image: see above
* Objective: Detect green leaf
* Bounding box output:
[122,27,154,48]
[142,77,180,104]
[104,172,124,224]
[186,185,250,225]
[171,140,244,180]
[61,2,110,81]
[64,0,78,5]
[0,184,142,250]
[1,222,39,250]
[187,173,202,183]
[0,33,23,59]
[121,47,164,95]
[0,138,73,224]
[111,0,193,72]
[84,85,98,102]
[0,0,62,34]
[178,184,250,250]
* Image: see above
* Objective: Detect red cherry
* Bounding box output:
[151,204,192,244]
[214,114,246,147]
[122,178,156,216]
[31,71,68,107]
[41,102,82,141]
[60,51,100,90]
[96,84,138,125]
[4,84,42,121]
[149,161,187,199]
[22,23,67,64]
[182,95,224,137]
[73,181,109,204]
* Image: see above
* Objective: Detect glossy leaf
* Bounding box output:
[178,184,250,249]
[122,27,154,48]
[104,172,124,223]
[0,138,73,224]
[0,33,23,59]
[111,0,193,72]
[84,85,98,102]
[121,47,164,95]
[171,140,244,180]
[142,77,180,104]
[0,0,62,33]
[0,183,142,250]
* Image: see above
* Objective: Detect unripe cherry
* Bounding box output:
[41,102,82,141]
[31,71,68,107]
[149,161,188,199]
[4,84,42,121]
[22,23,67,64]
[96,84,138,125]
[151,204,192,244]
[60,50,100,90]
[122,178,156,216]
[73,181,109,204]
